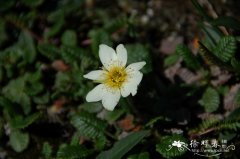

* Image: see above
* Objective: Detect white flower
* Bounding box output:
[83,44,146,111]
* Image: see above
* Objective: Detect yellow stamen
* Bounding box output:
[104,66,127,89]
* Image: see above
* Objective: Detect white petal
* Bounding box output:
[102,87,120,111]
[86,84,105,102]
[126,61,146,73]
[116,44,127,67]
[121,71,143,97]
[83,70,106,81]
[120,82,136,97]
[99,44,117,70]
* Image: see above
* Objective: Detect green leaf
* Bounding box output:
[199,87,220,113]
[191,0,212,21]
[24,72,44,96]
[198,42,229,69]
[33,92,50,104]
[234,90,240,107]
[104,16,128,33]
[18,31,36,63]
[80,102,102,113]
[214,36,237,62]
[89,29,112,57]
[2,77,31,114]
[127,152,150,159]
[156,134,187,159]
[54,72,71,92]
[44,10,64,39]
[0,97,16,116]
[70,111,107,139]
[70,133,81,146]
[61,30,77,46]
[199,24,222,48]
[9,130,29,152]
[60,46,82,63]
[38,43,60,60]
[163,54,180,67]
[210,16,240,30]
[231,58,240,73]
[126,44,152,73]
[104,109,125,123]
[10,113,40,129]
[57,145,92,159]
[97,130,149,159]
[42,142,52,159]
[145,116,164,128]
[95,135,107,151]
[228,107,240,119]
[176,44,200,70]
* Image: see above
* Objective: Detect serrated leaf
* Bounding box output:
[61,30,77,46]
[70,133,81,146]
[18,31,36,63]
[199,87,220,113]
[95,135,107,151]
[214,36,237,62]
[164,54,180,67]
[57,145,92,159]
[2,77,31,114]
[38,43,60,60]
[10,113,40,129]
[60,46,82,63]
[176,44,200,70]
[126,44,152,73]
[9,130,29,152]
[198,42,229,69]
[70,111,107,139]
[97,130,149,159]
[42,142,52,159]
[156,134,187,159]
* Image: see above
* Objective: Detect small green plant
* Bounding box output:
[0,0,240,158]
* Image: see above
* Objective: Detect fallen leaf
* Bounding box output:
[52,60,69,72]
[117,115,135,131]
[224,84,240,111]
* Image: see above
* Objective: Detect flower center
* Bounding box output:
[105,66,127,89]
